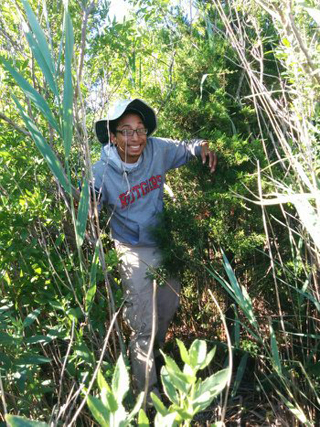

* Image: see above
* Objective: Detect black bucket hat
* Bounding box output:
[95,98,157,144]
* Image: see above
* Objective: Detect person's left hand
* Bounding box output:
[201,141,217,173]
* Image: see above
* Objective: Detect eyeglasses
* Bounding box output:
[115,128,148,137]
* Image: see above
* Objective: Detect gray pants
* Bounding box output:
[115,241,180,393]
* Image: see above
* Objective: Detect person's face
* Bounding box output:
[110,112,147,163]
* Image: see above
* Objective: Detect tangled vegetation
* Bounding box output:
[0,0,319,425]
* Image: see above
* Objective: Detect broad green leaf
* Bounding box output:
[0,331,19,345]
[0,352,12,369]
[12,95,70,194]
[193,368,229,404]
[154,411,177,427]
[5,415,49,427]
[110,405,128,426]
[97,369,111,393]
[62,11,74,159]
[199,346,216,370]
[176,339,190,365]
[162,353,193,393]
[127,392,145,421]
[112,354,129,403]
[150,391,168,416]
[76,179,90,247]
[270,323,282,376]
[21,0,56,76]
[25,335,52,345]
[74,342,94,364]
[161,366,179,405]
[137,409,150,426]
[23,308,41,328]
[103,390,118,413]
[97,370,118,412]
[16,355,51,365]
[100,379,118,412]
[24,30,58,97]
[189,339,207,369]
[0,57,60,134]
[221,250,258,329]
[87,395,109,427]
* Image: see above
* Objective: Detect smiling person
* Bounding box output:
[93,98,216,404]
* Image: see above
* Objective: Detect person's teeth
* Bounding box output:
[131,146,139,149]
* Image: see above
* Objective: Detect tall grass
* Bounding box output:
[203,0,320,424]
[0,0,123,423]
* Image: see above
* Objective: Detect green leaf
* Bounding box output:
[97,369,111,393]
[62,10,74,159]
[87,395,109,427]
[162,352,193,394]
[150,391,168,416]
[0,352,12,369]
[270,322,282,376]
[23,308,41,328]
[21,0,56,76]
[231,353,248,398]
[161,366,179,405]
[0,331,19,345]
[221,250,258,329]
[137,409,150,426]
[88,240,100,308]
[112,354,129,403]
[176,339,190,365]
[25,335,53,345]
[12,95,70,194]
[277,390,313,427]
[76,179,90,247]
[16,355,52,366]
[24,30,58,97]
[199,346,216,370]
[193,368,229,408]
[0,57,60,134]
[189,339,207,369]
[154,411,178,427]
[127,392,145,422]
[5,415,49,427]
[97,370,118,412]
[74,342,94,364]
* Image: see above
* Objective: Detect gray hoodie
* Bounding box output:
[92,137,203,246]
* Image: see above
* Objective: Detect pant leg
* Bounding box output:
[115,242,161,393]
[155,277,181,352]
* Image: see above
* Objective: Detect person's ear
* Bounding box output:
[110,132,117,145]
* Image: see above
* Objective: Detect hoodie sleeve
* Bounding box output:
[151,137,203,171]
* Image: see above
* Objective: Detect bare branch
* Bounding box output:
[0,112,30,136]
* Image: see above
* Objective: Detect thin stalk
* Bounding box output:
[208,289,232,424]
[67,306,122,426]
[143,279,157,411]
[0,371,7,418]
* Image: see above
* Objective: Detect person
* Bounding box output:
[92,98,216,402]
